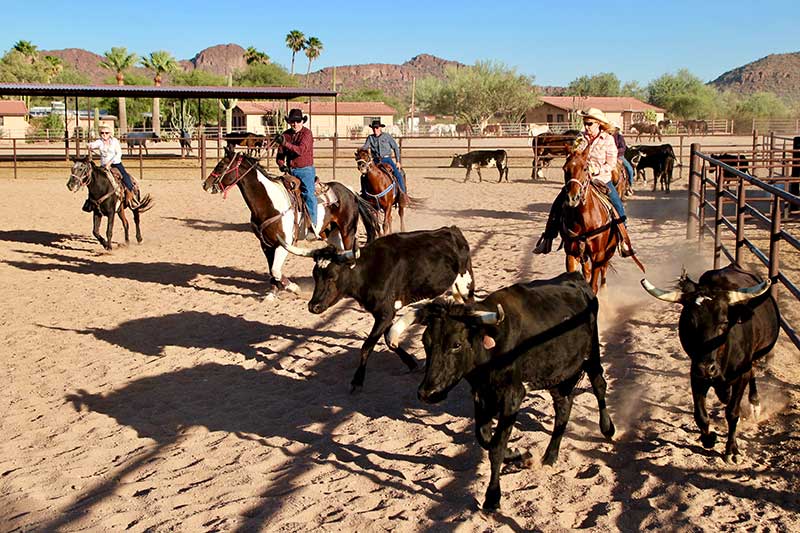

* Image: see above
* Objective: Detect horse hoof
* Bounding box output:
[263,293,277,302]
[285,282,300,294]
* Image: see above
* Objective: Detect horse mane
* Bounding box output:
[237,152,282,181]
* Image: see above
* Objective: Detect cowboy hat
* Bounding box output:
[369,119,386,129]
[286,108,307,123]
[578,107,611,125]
[99,124,113,133]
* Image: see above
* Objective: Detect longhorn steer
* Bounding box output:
[281,226,474,391]
[388,271,615,510]
[450,150,509,182]
[641,264,780,462]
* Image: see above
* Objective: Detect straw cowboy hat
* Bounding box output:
[99,124,114,134]
[286,108,307,123]
[578,107,611,125]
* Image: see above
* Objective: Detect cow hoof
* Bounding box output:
[541,453,558,466]
[700,432,717,449]
[724,452,742,464]
[600,415,615,439]
[482,489,501,512]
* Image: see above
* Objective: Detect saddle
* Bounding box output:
[279,172,339,237]
[368,163,408,207]
[103,167,140,207]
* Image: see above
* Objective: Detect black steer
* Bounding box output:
[125,131,160,155]
[709,153,750,179]
[283,226,474,391]
[388,271,615,510]
[450,150,509,182]
[641,264,780,462]
[625,144,676,193]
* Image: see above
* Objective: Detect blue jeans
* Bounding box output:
[290,166,317,223]
[378,157,406,193]
[621,157,634,187]
[607,181,627,225]
[111,163,134,191]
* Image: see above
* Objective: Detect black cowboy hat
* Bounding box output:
[370,119,386,129]
[286,108,307,123]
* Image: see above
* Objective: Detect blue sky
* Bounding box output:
[2,0,797,86]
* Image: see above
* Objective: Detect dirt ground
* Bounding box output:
[1,159,798,532]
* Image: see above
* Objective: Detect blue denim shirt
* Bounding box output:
[362,133,400,162]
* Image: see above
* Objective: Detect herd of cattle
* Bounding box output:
[274,216,780,510]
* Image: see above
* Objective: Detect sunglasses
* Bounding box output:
[100,131,111,135]
[583,121,596,127]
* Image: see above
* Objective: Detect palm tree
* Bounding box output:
[304,37,323,78]
[285,30,306,76]
[100,47,138,135]
[245,46,270,65]
[42,55,63,81]
[140,51,178,135]
[13,40,38,63]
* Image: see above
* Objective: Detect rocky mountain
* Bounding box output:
[301,53,463,94]
[710,52,800,100]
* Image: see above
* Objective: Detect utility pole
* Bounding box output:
[410,76,416,135]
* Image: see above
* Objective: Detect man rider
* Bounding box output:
[361,119,408,205]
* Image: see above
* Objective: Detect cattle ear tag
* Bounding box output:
[482,335,496,350]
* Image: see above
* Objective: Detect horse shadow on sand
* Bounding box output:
[160,216,251,233]
[41,308,535,532]
[4,249,271,298]
[0,229,98,251]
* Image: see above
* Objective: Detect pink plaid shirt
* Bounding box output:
[587,131,618,184]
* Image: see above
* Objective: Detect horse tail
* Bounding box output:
[132,193,154,213]
[355,192,382,242]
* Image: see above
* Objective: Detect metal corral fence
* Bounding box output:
[687,137,800,348]
[752,118,800,135]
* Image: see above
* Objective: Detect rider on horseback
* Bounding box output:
[274,108,323,239]
[361,119,408,205]
[533,108,636,257]
[613,122,635,197]
[84,124,136,211]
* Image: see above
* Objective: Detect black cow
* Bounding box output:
[388,271,615,510]
[531,130,581,179]
[450,150,509,182]
[125,131,160,155]
[282,226,474,391]
[641,264,780,462]
[709,153,749,179]
[625,144,676,193]
[630,122,662,142]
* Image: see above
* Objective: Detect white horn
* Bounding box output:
[727,279,771,305]
[276,234,316,257]
[641,279,683,303]
[471,304,505,325]
[386,300,430,348]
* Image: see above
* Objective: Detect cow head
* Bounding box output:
[641,273,771,379]
[388,299,504,403]
[449,154,463,168]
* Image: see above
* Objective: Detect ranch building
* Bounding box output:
[526,96,666,132]
[233,101,397,138]
[0,99,29,138]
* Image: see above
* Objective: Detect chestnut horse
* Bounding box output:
[561,144,644,293]
[355,148,406,233]
[67,156,154,250]
[203,148,380,297]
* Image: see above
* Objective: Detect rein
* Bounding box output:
[358,157,395,205]
[210,153,259,199]
[71,163,117,209]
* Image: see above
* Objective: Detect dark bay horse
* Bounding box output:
[561,145,645,293]
[67,156,154,250]
[355,148,406,234]
[203,148,380,297]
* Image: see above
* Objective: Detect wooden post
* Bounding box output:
[333,96,338,179]
[735,176,747,266]
[138,144,143,179]
[64,96,70,160]
[12,138,17,179]
[698,164,706,241]
[679,135,684,181]
[768,194,781,301]
[532,134,539,180]
[791,136,800,201]
[752,129,758,179]
[687,143,701,239]
[713,155,724,269]
[200,134,206,182]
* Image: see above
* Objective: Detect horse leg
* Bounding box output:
[104,211,115,250]
[269,244,299,294]
[133,206,143,243]
[383,203,392,234]
[92,212,107,248]
[117,206,130,245]
[397,202,406,233]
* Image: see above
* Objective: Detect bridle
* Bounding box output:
[565,162,591,205]
[70,161,93,188]
[209,152,258,198]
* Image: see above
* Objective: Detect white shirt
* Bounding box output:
[87,137,123,166]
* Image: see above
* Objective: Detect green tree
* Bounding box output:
[566,72,621,96]
[234,62,296,87]
[417,60,539,129]
[244,46,270,65]
[98,72,153,129]
[646,69,718,119]
[12,40,38,62]
[170,69,227,124]
[140,50,179,134]
[99,47,138,135]
[304,37,323,77]
[285,30,306,75]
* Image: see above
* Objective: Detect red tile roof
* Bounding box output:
[0,99,28,115]
[236,101,397,116]
[540,96,665,113]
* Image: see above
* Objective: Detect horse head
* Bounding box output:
[203,147,242,194]
[67,155,93,192]
[563,141,591,208]
[354,149,371,174]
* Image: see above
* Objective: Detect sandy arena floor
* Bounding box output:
[1,161,798,532]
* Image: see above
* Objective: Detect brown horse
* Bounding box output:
[203,148,381,297]
[355,148,406,233]
[561,144,645,293]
